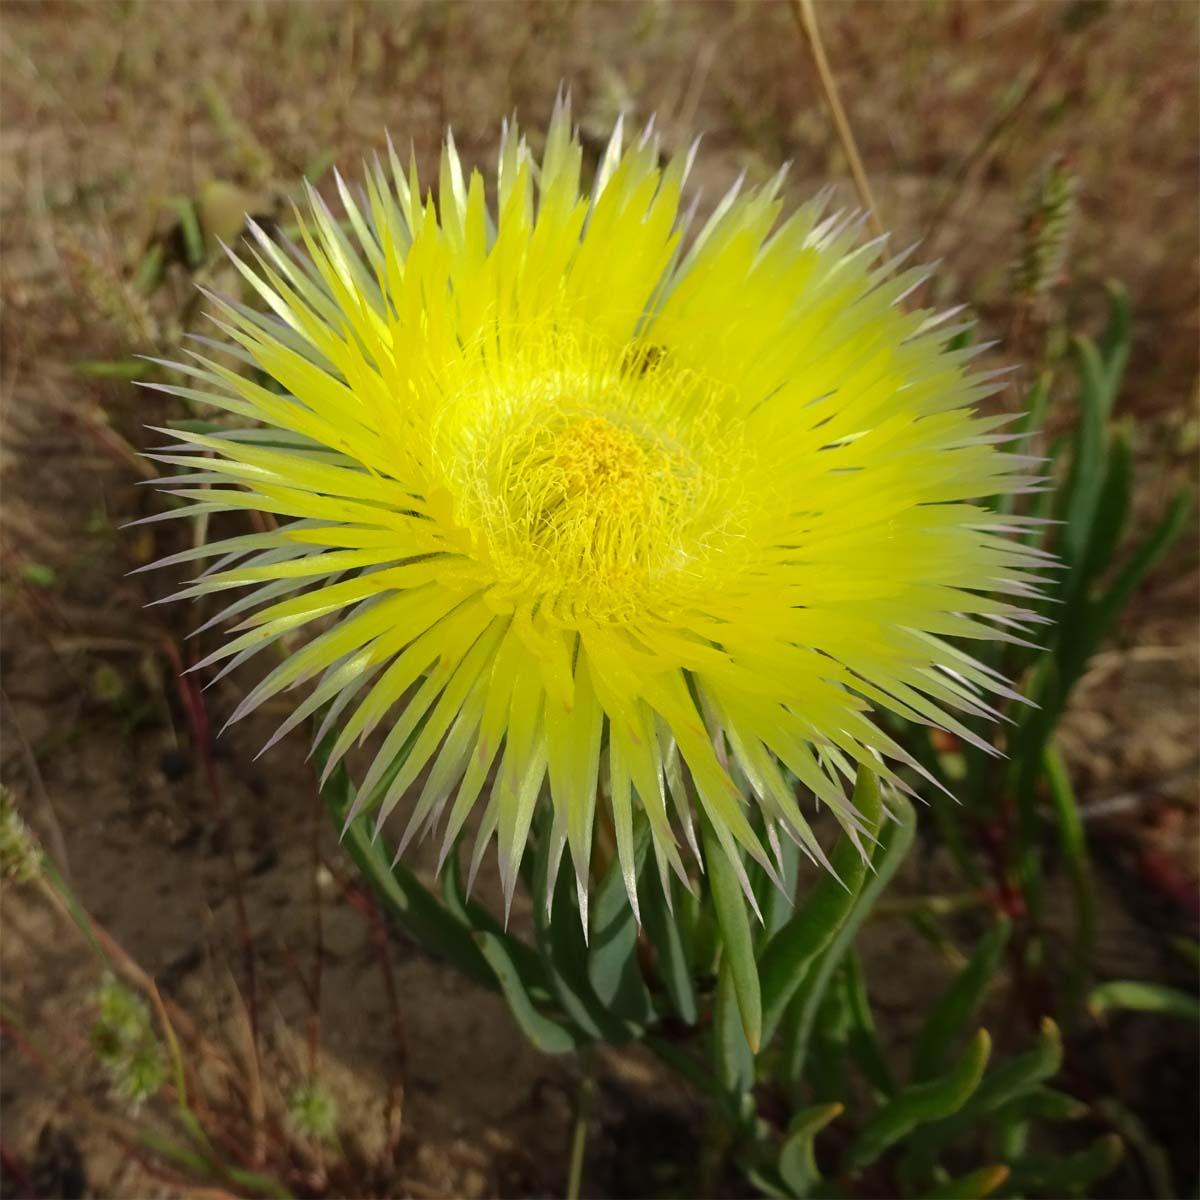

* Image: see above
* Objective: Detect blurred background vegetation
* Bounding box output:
[1,2,1195,1197]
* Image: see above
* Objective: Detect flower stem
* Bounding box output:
[565,1051,596,1200]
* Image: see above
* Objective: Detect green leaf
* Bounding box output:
[1005,1134,1123,1197]
[700,808,762,1054]
[1058,334,1110,571]
[166,196,206,268]
[991,1085,1086,1166]
[993,371,1052,526]
[947,327,975,353]
[1095,1097,1176,1200]
[530,820,630,1044]
[777,1103,842,1198]
[901,1018,1063,1182]
[1098,279,1132,396]
[782,793,916,1087]
[843,1029,991,1172]
[133,242,166,293]
[843,949,896,1098]
[956,1017,1062,1120]
[806,970,852,1103]
[74,359,153,380]
[316,741,494,990]
[1078,422,1133,586]
[759,766,884,1044]
[475,932,581,1054]
[1043,743,1095,1016]
[587,824,654,1024]
[911,917,1010,1081]
[1169,936,1200,968]
[1087,487,1193,652]
[713,954,755,1097]
[992,1085,1087,1125]
[917,1164,1010,1200]
[641,867,699,1024]
[1088,980,1200,1022]
[441,844,548,1001]
[760,832,802,945]
[19,562,57,588]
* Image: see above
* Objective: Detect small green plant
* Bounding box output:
[288,1078,340,1146]
[0,785,43,884]
[907,284,1192,1020]
[90,975,168,1109]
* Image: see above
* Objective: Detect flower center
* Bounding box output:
[430,332,749,623]
[500,412,691,608]
[534,416,660,523]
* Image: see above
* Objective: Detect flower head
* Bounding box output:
[139,100,1048,923]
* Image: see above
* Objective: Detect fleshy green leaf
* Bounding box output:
[1098,280,1131,396]
[700,808,762,1053]
[1087,487,1192,652]
[1095,1097,1176,1200]
[1088,980,1200,1022]
[1058,334,1110,568]
[316,738,493,989]
[782,792,916,1086]
[441,844,549,1001]
[777,1102,842,1198]
[843,1029,991,1172]
[843,948,895,1098]
[587,824,654,1024]
[641,867,699,1024]
[901,1017,1064,1183]
[917,1164,1010,1200]
[476,931,581,1054]
[1078,423,1133,586]
[1005,1134,1123,1198]
[1043,743,1095,1015]
[993,1085,1087,1125]
[759,765,884,1044]
[531,819,630,1044]
[951,1016,1063,1122]
[713,954,755,1097]
[911,917,1010,1081]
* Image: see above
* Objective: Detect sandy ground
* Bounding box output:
[1,2,1196,1197]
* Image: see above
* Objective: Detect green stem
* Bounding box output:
[1042,742,1096,1020]
[565,1051,596,1200]
[873,891,988,921]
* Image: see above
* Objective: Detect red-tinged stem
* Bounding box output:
[336,870,407,1164]
[161,637,267,1167]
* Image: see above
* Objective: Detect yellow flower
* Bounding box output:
[140,101,1048,923]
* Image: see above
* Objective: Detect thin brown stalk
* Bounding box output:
[335,866,407,1161]
[1,686,71,882]
[34,873,211,1072]
[224,968,268,1169]
[162,640,261,1052]
[790,0,884,239]
[161,638,267,1164]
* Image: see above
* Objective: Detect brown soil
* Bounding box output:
[1,3,1196,1198]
